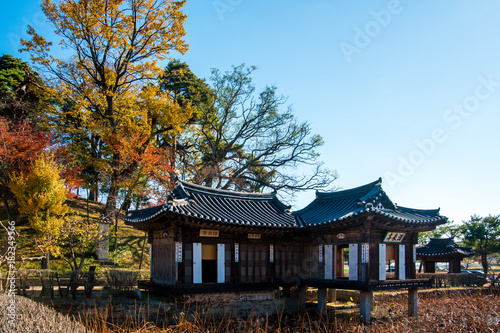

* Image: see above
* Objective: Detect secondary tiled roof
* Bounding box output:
[294,178,447,227]
[416,237,474,257]
[124,180,298,229]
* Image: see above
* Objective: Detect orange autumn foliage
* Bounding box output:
[0,119,51,186]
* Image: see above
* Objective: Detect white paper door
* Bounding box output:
[324,245,333,279]
[217,243,225,283]
[193,243,202,284]
[349,243,358,281]
[399,244,406,280]
[333,245,337,279]
[379,243,386,280]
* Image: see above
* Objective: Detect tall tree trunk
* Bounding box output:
[2,196,11,221]
[89,181,99,201]
[482,252,489,276]
[97,174,119,260]
[170,136,177,190]
[139,231,148,270]
[86,190,90,224]
[120,195,131,212]
[104,176,119,224]
[114,209,119,251]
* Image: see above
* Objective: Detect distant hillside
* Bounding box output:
[0,197,149,272]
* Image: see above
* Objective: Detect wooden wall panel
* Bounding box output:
[248,244,255,282]
[240,244,247,282]
[184,243,193,284]
[225,244,231,282]
[151,238,177,285]
[259,245,267,281]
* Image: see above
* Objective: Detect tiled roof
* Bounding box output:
[124,180,298,229]
[294,178,447,227]
[125,178,447,230]
[416,237,475,257]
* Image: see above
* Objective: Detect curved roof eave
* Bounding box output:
[304,209,447,229]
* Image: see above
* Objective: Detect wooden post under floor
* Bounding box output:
[297,287,307,312]
[408,288,418,317]
[327,288,336,302]
[317,288,327,314]
[359,291,373,322]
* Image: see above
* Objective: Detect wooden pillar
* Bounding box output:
[269,246,276,282]
[327,288,336,302]
[407,243,416,279]
[425,261,435,273]
[359,291,373,322]
[408,288,418,317]
[282,285,291,297]
[450,259,461,273]
[297,287,307,312]
[360,244,369,282]
[317,288,327,314]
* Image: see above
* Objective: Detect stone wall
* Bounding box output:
[181,290,304,317]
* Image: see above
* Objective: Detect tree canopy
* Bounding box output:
[0,117,52,219]
[180,64,336,194]
[417,220,460,246]
[460,215,500,276]
[13,0,336,261]
[0,54,53,122]
[20,0,191,259]
[20,0,189,217]
[9,155,68,269]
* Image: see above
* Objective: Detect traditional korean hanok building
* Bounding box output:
[125,178,447,321]
[416,237,474,273]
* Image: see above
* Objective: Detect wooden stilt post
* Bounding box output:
[297,287,306,312]
[359,291,373,322]
[327,288,336,302]
[318,288,327,314]
[408,288,418,317]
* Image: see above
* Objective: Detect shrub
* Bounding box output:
[103,269,139,292]
[0,295,92,333]
[417,273,486,287]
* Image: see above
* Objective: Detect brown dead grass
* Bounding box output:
[69,291,500,333]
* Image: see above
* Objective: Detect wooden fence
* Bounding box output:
[1,268,149,299]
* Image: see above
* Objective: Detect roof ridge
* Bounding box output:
[430,237,454,241]
[398,206,441,214]
[176,180,275,199]
[175,180,292,211]
[294,178,382,215]
[314,177,382,201]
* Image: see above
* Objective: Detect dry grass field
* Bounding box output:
[4,290,495,333]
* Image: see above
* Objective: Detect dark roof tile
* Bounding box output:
[293,178,447,227]
[416,237,475,257]
[125,180,298,229]
[125,178,447,230]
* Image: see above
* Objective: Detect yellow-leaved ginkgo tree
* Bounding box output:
[21,0,192,260]
[10,155,68,269]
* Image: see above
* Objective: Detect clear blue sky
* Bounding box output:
[2,0,499,224]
